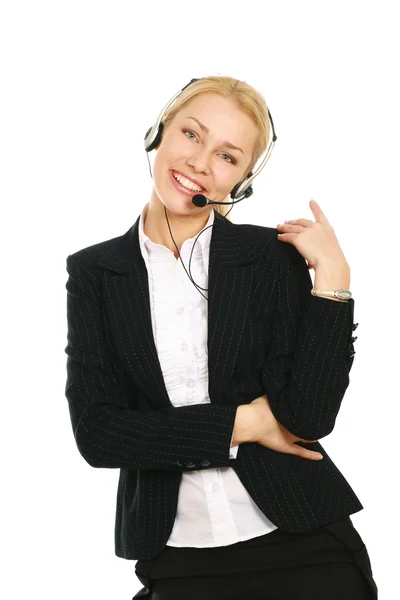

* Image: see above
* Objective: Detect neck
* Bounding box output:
[143,196,213,258]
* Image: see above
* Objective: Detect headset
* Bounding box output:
[143,77,277,301]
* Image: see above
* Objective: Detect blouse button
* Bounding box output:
[181,342,188,351]
[187,379,196,388]
[176,307,184,315]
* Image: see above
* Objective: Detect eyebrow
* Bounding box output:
[184,116,244,154]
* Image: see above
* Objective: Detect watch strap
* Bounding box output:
[311,288,352,300]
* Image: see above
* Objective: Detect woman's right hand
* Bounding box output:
[249,395,323,461]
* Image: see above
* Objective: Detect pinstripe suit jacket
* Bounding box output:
[64,209,362,561]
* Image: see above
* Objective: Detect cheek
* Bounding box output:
[213,169,236,190]
[156,140,183,167]
[153,147,171,175]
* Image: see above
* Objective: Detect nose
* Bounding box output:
[187,148,211,175]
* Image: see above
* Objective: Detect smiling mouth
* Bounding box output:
[171,170,206,192]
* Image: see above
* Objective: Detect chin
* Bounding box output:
[160,196,195,216]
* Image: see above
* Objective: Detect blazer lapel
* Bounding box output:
[95,210,260,409]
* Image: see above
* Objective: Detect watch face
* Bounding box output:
[336,290,352,299]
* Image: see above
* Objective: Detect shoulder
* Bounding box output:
[235,221,306,268]
[65,229,126,289]
[67,227,128,267]
[68,231,123,264]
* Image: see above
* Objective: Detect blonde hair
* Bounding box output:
[161,75,272,222]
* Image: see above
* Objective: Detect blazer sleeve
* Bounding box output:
[64,253,239,471]
[260,240,359,440]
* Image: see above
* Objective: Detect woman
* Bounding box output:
[64,76,378,599]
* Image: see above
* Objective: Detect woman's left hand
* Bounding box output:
[276,199,347,270]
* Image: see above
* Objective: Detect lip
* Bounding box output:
[171,170,206,192]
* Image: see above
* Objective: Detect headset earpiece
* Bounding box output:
[144,122,165,153]
[230,171,254,200]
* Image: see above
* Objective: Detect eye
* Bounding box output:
[220,153,235,164]
[184,130,197,141]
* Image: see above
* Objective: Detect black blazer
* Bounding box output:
[64,209,362,561]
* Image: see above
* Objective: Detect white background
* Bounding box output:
[1,1,397,598]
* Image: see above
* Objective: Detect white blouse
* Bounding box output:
[138,202,278,547]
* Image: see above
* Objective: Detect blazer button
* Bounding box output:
[201,459,211,466]
[186,462,196,468]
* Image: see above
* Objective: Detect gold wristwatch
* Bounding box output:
[311,288,352,300]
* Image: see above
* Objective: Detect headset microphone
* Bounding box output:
[191,194,209,208]
[144,77,277,301]
[192,192,251,208]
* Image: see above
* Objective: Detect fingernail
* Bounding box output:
[317,454,323,459]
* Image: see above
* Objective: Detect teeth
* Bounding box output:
[173,171,203,192]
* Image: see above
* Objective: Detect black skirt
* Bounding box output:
[135,517,377,598]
